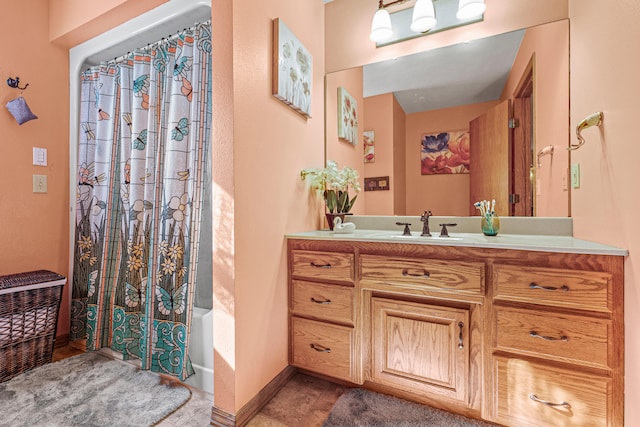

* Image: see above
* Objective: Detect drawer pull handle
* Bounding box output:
[529,394,571,409]
[529,283,570,292]
[310,297,332,305]
[402,269,430,279]
[529,331,569,342]
[310,262,332,268]
[310,343,331,353]
[458,322,464,350]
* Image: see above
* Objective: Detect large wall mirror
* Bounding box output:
[325,18,569,218]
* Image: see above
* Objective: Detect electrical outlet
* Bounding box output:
[33,174,48,193]
[571,163,580,189]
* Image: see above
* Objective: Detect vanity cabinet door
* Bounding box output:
[370,297,470,404]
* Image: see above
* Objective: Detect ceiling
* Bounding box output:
[362,29,525,113]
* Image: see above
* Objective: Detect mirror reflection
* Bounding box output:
[325,19,569,217]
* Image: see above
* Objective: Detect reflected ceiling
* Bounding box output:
[363,29,525,113]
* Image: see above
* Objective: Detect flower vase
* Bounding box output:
[481,216,500,236]
[326,213,351,231]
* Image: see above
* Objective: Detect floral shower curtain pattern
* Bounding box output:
[72,21,212,380]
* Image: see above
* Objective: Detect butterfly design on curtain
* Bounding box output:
[133,129,148,150]
[155,283,187,315]
[181,78,193,102]
[98,108,111,120]
[133,74,150,110]
[171,118,189,141]
[125,282,146,308]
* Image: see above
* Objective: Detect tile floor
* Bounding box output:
[52,345,344,427]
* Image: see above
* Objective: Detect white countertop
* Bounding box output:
[286,229,628,256]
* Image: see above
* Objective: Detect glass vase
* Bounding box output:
[481,216,500,236]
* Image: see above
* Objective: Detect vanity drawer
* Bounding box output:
[291,250,354,283]
[292,280,354,324]
[494,307,609,369]
[360,255,483,293]
[494,356,608,427]
[291,317,355,382]
[493,265,612,313]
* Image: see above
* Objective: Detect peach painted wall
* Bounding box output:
[325,67,365,216]
[49,0,167,46]
[568,1,640,424]
[501,19,569,217]
[0,1,70,335]
[363,94,396,215]
[405,100,499,216]
[325,0,568,73]
[222,0,326,412]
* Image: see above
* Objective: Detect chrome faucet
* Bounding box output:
[420,210,432,236]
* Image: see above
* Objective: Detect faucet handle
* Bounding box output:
[395,222,412,236]
[439,223,457,237]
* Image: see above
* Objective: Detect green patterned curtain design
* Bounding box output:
[72,21,212,380]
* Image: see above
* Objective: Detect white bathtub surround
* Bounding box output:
[184,307,214,394]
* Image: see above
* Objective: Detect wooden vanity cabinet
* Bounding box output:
[370,297,470,403]
[489,261,623,427]
[287,239,624,427]
[288,249,361,383]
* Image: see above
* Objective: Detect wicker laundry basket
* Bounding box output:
[0,270,66,383]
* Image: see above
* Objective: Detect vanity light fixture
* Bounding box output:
[370,0,487,43]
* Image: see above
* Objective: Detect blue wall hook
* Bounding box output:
[6,76,29,91]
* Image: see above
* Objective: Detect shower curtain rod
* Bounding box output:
[107,19,211,65]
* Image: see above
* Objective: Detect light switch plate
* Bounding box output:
[33,147,47,166]
[33,174,48,193]
[571,163,580,189]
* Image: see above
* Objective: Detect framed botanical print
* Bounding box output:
[272,18,312,118]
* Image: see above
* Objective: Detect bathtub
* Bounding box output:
[184,307,214,394]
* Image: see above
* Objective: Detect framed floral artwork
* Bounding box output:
[272,18,312,118]
[363,130,375,163]
[338,87,358,145]
[420,130,470,175]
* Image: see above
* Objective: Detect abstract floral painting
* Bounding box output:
[363,130,375,163]
[338,86,358,145]
[420,130,470,175]
[272,18,312,118]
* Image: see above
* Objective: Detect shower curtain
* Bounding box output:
[71,21,212,380]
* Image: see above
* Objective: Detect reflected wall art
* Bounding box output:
[420,130,470,175]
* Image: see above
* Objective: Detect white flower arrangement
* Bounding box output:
[300,160,360,213]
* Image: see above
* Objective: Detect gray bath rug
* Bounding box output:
[0,352,191,427]
[323,388,497,427]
